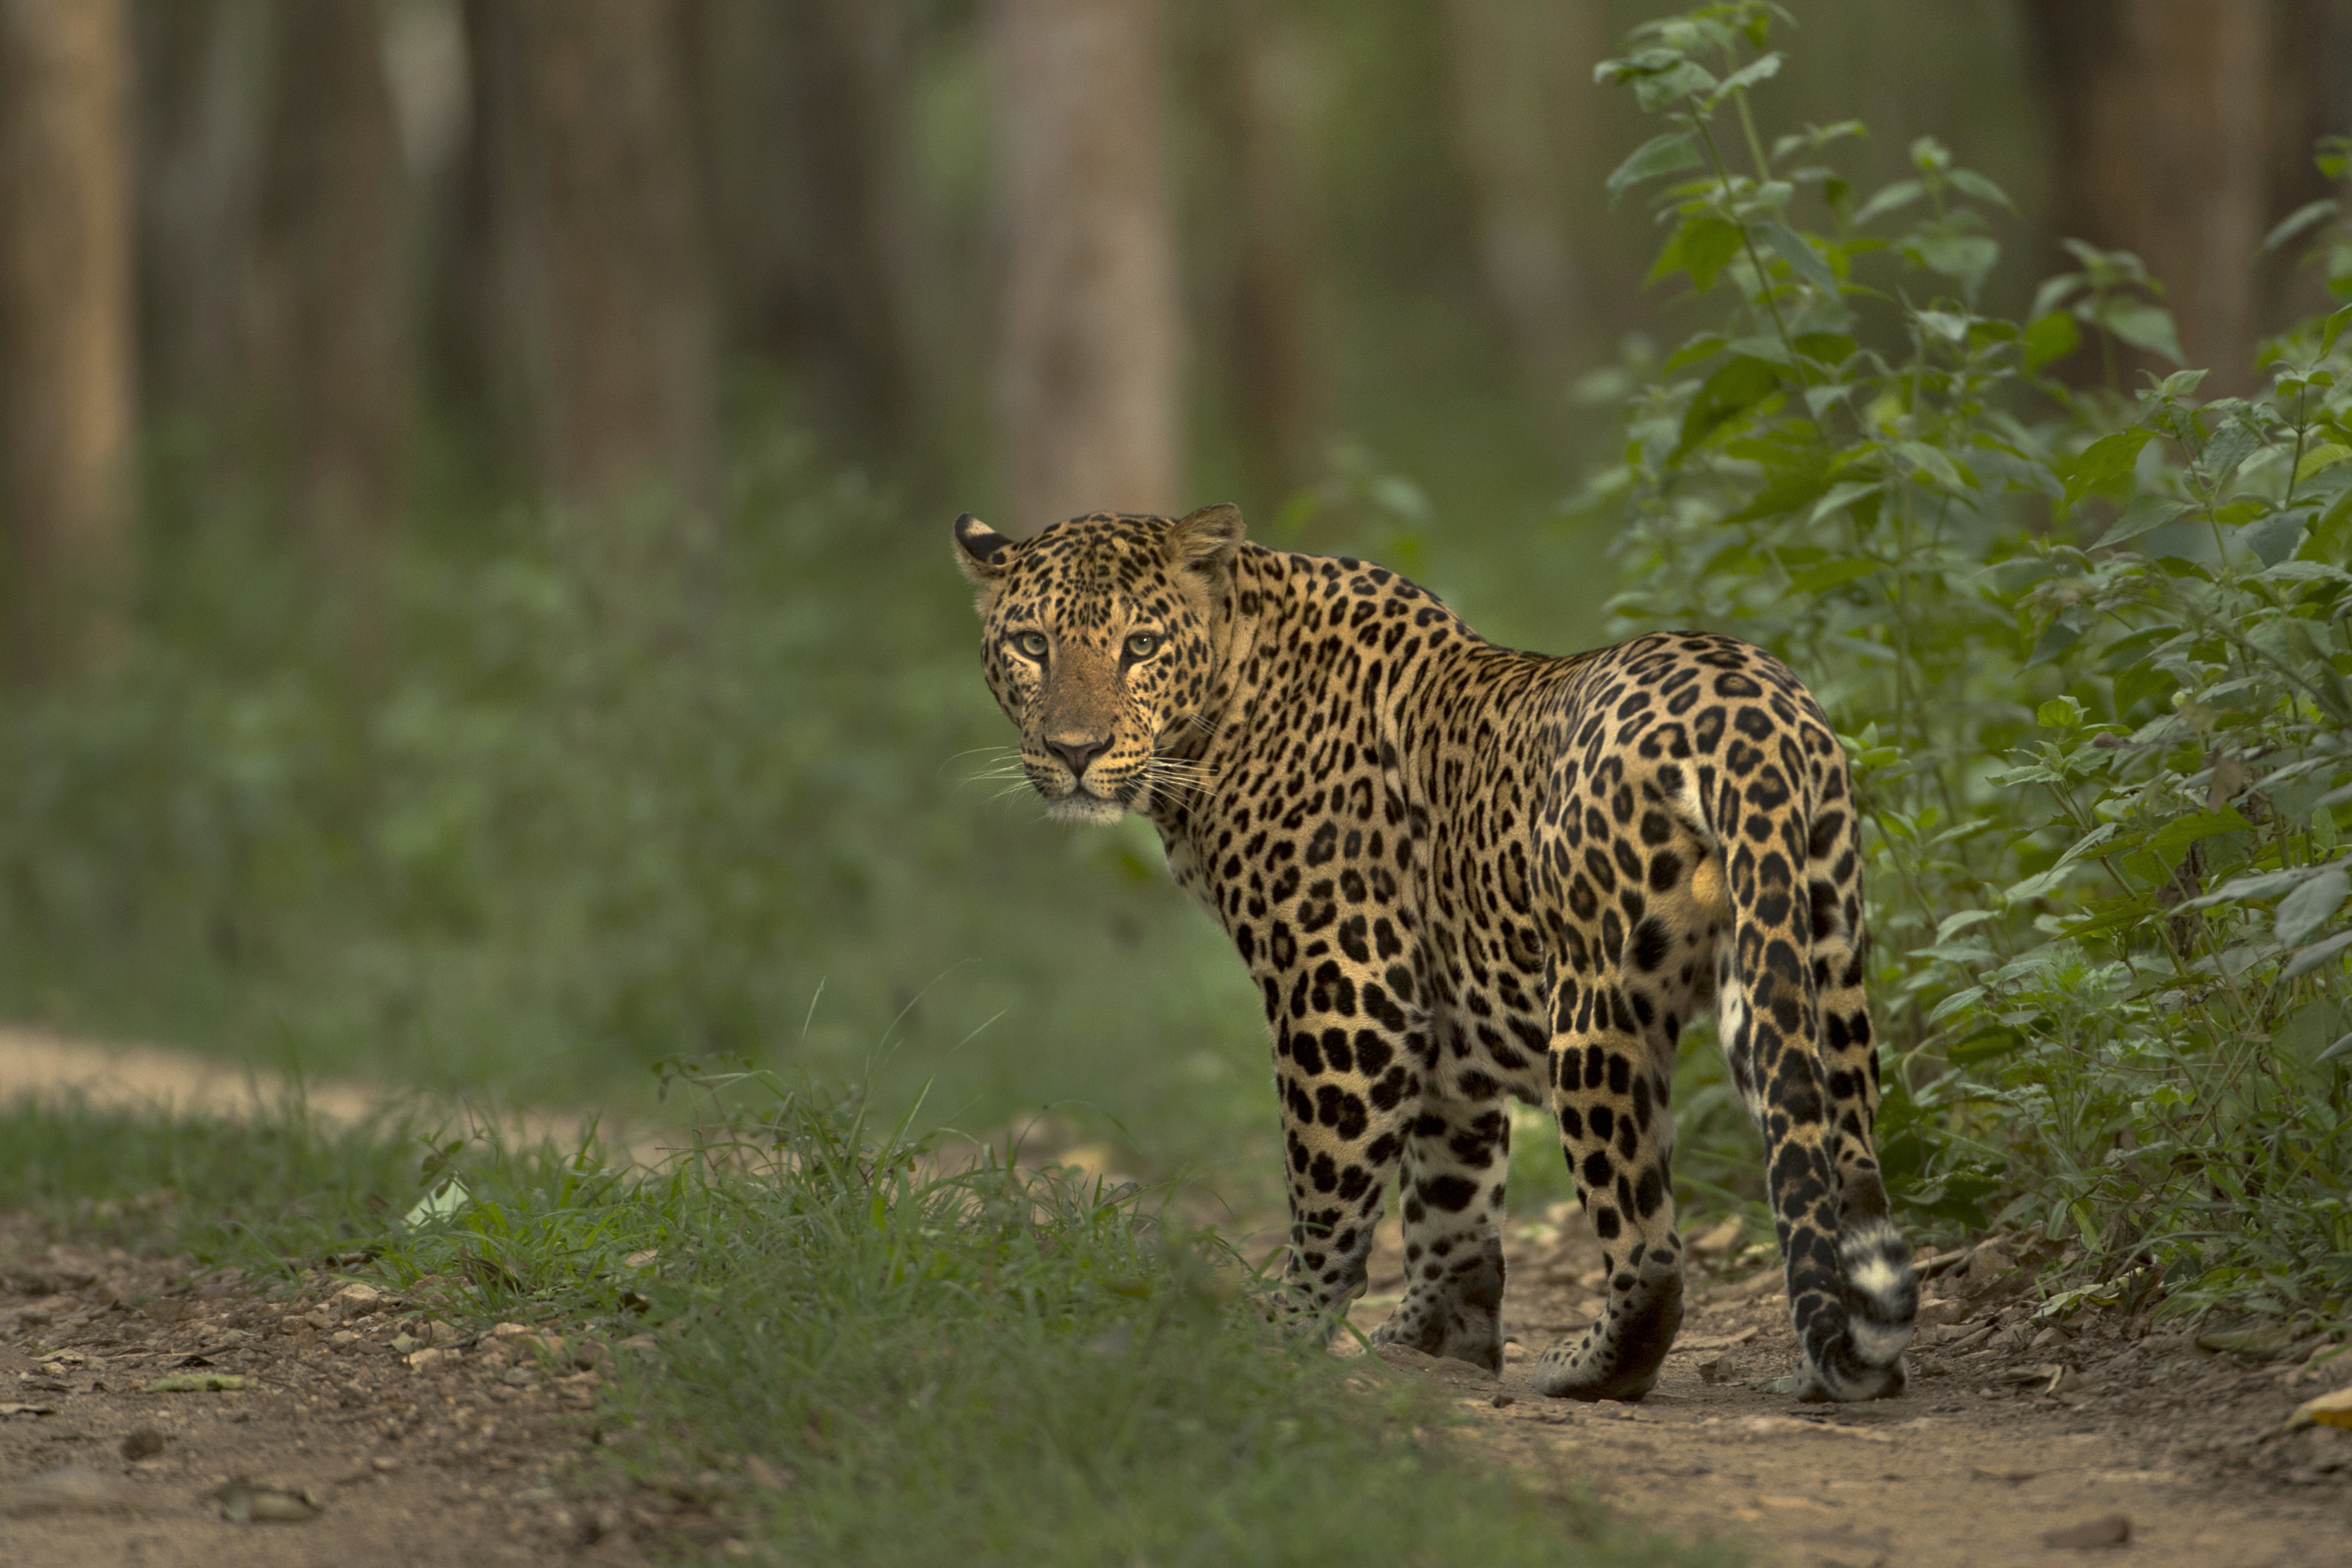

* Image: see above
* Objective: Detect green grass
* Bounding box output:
[0,1083,1735,1568]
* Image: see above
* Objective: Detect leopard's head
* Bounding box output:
[953,505,1244,824]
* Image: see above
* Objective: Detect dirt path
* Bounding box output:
[1346,1208,2352,1567]
[5,1030,2348,1566]
[0,1227,677,1567]
[0,1024,673,1164]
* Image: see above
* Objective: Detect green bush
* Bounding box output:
[1581,2,2351,1326]
[0,428,1270,1174]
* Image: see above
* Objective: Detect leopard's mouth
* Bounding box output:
[1044,790,1128,825]
[1032,767,1137,825]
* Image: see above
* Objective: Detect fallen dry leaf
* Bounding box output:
[208,1478,325,1524]
[2285,1384,2352,1431]
[2042,1512,2130,1549]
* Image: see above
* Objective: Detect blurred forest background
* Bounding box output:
[0,0,2344,1181]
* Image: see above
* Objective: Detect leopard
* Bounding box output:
[952,502,1916,1402]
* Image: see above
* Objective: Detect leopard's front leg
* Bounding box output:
[1255,948,1428,1338]
[1369,1058,1511,1372]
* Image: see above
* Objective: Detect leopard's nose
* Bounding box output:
[1046,736,1110,778]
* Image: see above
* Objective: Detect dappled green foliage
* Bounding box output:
[0,430,1268,1167]
[1582,1,2351,1326]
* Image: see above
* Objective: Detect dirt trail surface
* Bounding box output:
[0,1224,722,1567]
[0,1027,387,1124]
[0,1024,670,1162]
[1341,1208,2352,1567]
[5,1034,2348,1567]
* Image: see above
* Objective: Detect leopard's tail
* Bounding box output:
[1698,703,1914,1401]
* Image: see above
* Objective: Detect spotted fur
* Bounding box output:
[954,505,1916,1401]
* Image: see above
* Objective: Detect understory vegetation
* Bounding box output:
[0,422,1275,1179]
[0,0,2343,1346]
[1582,2,2351,1329]
[0,1088,1720,1568]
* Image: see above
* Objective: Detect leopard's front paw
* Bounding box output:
[1531,1256,1683,1403]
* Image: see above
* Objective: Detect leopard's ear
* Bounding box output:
[1167,503,1244,579]
[953,513,1013,589]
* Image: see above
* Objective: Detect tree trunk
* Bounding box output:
[438,0,537,487]
[1443,0,1607,422]
[254,0,411,620]
[0,0,136,680]
[2028,0,2275,389]
[1178,0,1327,510]
[992,0,1183,527]
[518,0,718,522]
[131,0,270,422]
[686,0,930,459]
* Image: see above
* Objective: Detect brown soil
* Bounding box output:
[6,1040,2348,1567]
[0,1221,758,1567]
[1340,1204,2352,1567]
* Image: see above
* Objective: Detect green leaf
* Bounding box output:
[2240,508,2309,567]
[2265,198,2340,251]
[1672,355,1782,461]
[1926,986,1987,1024]
[1633,58,1718,113]
[1809,481,1881,526]
[1947,1027,2026,1066]
[1788,557,1879,593]
[1912,229,2000,291]
[1756,222,1840,296]
[2032,273,2087,319]
[1915,309,1971,343]
[2325,303,2352,357]
[1934,908,2002,943]
[1851,180,1922,227]
[1894,440,1968,491]
[1662,332,1727,372]
[2022,311,2080,371]
[2198,417,2266,482]
[2063,427,2154,507]
[2275,866,2350,946]
[2037,696,2084,730]
[2088,298,2184,363]
[1708,51,1783,102]
[2274,1001,2350,1065]
[1608,131,1703,197]
[1946,168,2015,211]
[2027,612,2084,667]
[2284,928,2352,981]
[2296,442,2351,482]
[2099,494,2189,548]
[2147,805,2253,870]
[1679,217,1746,293]
[2003,821,2122,901]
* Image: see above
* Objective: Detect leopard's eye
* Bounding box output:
[1124,632,1162,660]
[1013,630,1049,660]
